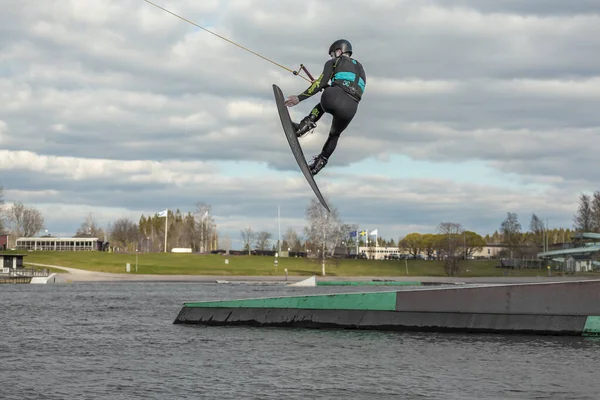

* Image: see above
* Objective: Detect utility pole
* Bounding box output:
[322,214,327,276]
[545,218,549,252]
[464,231,466,260]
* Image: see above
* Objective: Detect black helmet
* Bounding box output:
[328,39,352,56]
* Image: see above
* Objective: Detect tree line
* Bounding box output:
[108,203,216,253]
[0,182,216,252]
[298,201,589,277]
[1,180,598,259]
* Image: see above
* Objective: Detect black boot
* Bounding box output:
[293,115,317,138]
[308,154,328,176]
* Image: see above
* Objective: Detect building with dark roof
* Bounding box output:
[16,235,108,251]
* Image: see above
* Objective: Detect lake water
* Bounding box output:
[1,282,599,399]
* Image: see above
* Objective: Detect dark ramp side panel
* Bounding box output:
[173,281,600,335]
[394,280,600,315]
[174,307,587,335]
[175,308,381,329]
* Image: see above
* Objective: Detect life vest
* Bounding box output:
[330,56,366,101]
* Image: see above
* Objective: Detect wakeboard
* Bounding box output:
[272,84,330,213]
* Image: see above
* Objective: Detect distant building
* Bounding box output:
[171,248,192,253]
[472,244,510,258]
[0,233,8,250]
[15,235,108,252]
[565,255,593,273]
[1,253,26,271]
[358,246,402,260]
[537,232,600,273]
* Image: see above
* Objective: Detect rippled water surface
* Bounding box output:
[2,282,599,399]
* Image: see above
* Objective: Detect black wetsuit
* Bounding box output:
[297,55,366,159]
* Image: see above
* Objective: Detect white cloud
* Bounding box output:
[369,78,461,96]
[487,77,600,98]
[0,150,218,183]
[0,0,598,244]
[0,120,7,145]
[226,99,271,120]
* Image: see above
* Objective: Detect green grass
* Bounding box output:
[0,250,569,278]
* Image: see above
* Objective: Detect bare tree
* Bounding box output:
[437,222,464,276]
[304,197,342,274]
[282,227,303,252]
[9,202,27,238]
[8,202,45,238]
[573,193,594,232]
[500,212,522,258]
[76,212,104,238]
[529,213,545,247]
[255,231,272,251]
[23,208,44,237]
[240,226,254,254]
[592,191,600,232]
[110,218,139,251]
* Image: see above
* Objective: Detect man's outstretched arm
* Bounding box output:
[285,59,336,107]
[297,59,335,101]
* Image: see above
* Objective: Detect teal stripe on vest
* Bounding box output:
[333,71,356,81]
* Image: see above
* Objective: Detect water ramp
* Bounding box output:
[174,280,600,336]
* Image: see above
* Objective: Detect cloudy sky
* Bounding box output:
[1,0,599,247]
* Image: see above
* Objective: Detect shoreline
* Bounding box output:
[26,263,596,284]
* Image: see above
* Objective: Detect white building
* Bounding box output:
[16,236,106,251]
[471,244,509,258]
[357,246,412,260]
[353,243,511,260]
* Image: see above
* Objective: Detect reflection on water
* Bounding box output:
[1,282,599,400]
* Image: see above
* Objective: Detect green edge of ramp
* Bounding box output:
[582,316,600,336]
[184,291,397,311]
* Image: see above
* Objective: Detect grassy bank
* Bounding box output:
[0,250,559,277]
